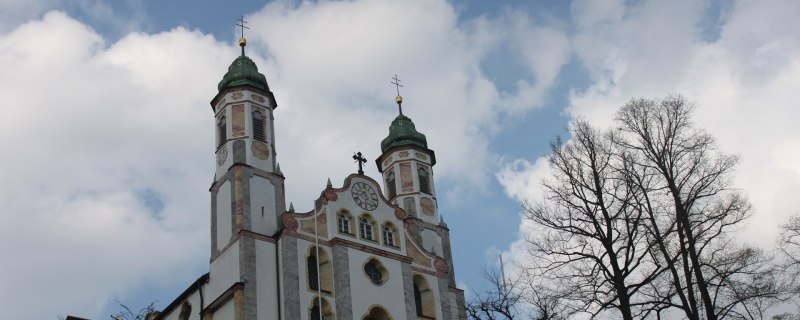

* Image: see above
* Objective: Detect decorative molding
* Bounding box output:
[232,104,246,137]
[251,94,265,103]
[232,91,244,100]
[216,147,228,167]
[252,141,269,160]
[420,197,435,216]
[299,208,328,238]
[393,207,406,220]
[399,162,413,193]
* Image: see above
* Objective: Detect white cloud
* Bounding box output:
[0,11,231,319]
[0,1,573,318]
[500,0,800,268]
[245,0,570,208]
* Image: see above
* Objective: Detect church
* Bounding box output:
[153,35,467,320]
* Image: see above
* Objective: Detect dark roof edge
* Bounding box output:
[154,273,210,320]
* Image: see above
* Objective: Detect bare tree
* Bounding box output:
[483,95,786,319]
[467,267,567,320]
[110,300,157,320]
[779,216,800,280]
[522,120,663,320]
[778,215,800,311]
[467,267,522,320]
[616,95,783,320]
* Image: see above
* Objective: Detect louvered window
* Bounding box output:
[217,116,226,147]
[386,171,396,199]
[418,167,430,194]
[252,110,266,142]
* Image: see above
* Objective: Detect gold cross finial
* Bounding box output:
[236,16,250,56]
[390,75,404,116]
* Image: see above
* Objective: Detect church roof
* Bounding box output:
[380,114,428,153]
[217,53,269,92]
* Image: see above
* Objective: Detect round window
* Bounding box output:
[363,258,388,285]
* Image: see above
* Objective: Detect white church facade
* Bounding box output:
[153,37,467,320]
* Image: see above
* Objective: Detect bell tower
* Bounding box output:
[210,35,284,254]
[375,87,439,225]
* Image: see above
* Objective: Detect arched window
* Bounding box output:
[338,211,352,234]
[413,274,436,318]
[311,304,321,320]
[308,254,319,290]
[386,170,396,199]
[360,216,374,240]
[309,297,334,320]
[217,116,227,147]
[414,282,422,316]
[418,166,430,194]
[307,246,333,293]
[252,109,266,142]
[382,223,397,247]
[362,305,391,320]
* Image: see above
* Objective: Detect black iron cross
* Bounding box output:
[391,74,403,96]
[390,75,404,116]
[353,152,367,175]
[236,16,250,38]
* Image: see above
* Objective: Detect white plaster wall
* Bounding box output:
[448,293,459,320]
[256,240,280,320]
[216,180,232,251]
[213,299,235,320]
[421,228,443,257]
[158,287,203,320]
[325,177,405,253]
[250,176,277,235]
[347,248,407,320]
[208,242,240,301]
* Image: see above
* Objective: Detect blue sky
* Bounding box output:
[1,0,799,319]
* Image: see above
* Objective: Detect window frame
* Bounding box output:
[338,213,351,234]
[418,166,430,194]
[386,170,396,199]
[252,109,266,142]
[217,115,227,148]
[382,223,397,247]
[360,217,373,240]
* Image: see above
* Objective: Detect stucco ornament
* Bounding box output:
[393,207,406,220]
[216,147,228,166]
[251,94,265,103]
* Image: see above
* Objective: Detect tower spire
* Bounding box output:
[390,74,404,116]
[236,16,250,56]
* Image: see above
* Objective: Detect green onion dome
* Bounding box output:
[217,54,269,92]
[380,114,428,153]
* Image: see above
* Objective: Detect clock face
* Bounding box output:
[351,182,379,211]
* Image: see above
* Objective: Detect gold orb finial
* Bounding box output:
[396,95,403,105]
[239,37,247,47]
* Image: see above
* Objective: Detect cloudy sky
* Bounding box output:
[1,0,798,318]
